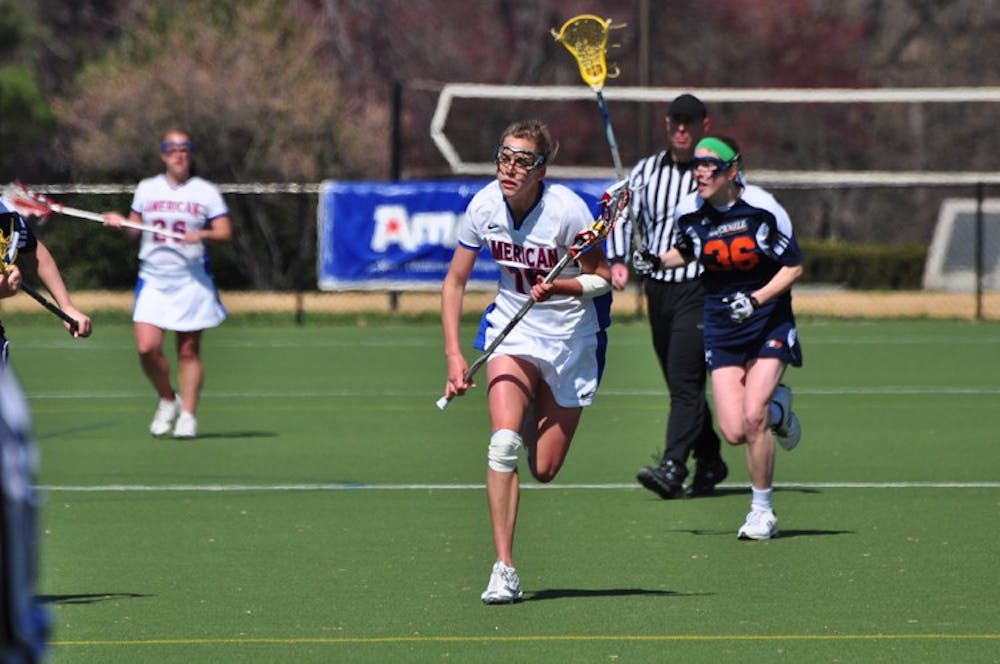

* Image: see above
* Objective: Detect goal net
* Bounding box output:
[924,198,1000,291]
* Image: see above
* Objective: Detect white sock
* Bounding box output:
[751,485,773,512]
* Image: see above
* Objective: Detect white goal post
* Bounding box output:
[429,83,1000,187]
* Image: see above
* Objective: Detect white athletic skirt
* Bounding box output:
[485,327,603,408]
[133,273,227,332]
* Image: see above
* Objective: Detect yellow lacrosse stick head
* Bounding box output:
[0,210,18,269]
[551,14,619,92]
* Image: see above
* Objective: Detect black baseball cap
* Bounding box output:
[668,94,707,119]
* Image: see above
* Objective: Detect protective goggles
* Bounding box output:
[160,140,195,155]
[495,145,546,173]
[690,155,738,174]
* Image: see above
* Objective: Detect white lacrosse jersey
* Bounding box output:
[457,180,610,340]
[130,174,228,287]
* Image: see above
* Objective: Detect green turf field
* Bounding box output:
[8,315,1000,663]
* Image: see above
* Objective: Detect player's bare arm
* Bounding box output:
[751,263,804,305]
[441,245,478,397]
[24,242,92,337]
[186,215,233,245]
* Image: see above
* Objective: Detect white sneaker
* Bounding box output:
[480,561,523,604]
[771,384,801,451]
[173,412,198,439]
[150,396,181,436]
[738,508,779,540]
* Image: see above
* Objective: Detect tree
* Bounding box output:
[54,0,382,289]
[0,0,56,182]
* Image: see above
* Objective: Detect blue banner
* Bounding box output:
[317,178,615,291]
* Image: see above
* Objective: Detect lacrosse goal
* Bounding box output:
[923,197,1000,291]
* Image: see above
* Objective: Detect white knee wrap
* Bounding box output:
[488,429,522,473]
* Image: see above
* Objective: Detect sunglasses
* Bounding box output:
[495,145,545,173]
[160,140,194,155]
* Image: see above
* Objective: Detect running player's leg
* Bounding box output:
[735,358,786,539]
[709,365,748,446]
[175,330,204,415]
[529,378,582,483]
[741,358,785,490]
[135,322,173,399]
[485,354,537,567]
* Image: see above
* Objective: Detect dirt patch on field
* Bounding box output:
[2,289,997,320]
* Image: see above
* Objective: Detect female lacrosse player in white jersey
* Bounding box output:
[441,119,613,603]
[103,129,232,439]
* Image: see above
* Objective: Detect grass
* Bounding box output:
[7,315,1000,663]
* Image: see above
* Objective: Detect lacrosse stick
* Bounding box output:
[2,181,187,241]
[0,212,80,334]
[436,179,632,411]
[551,14,626,180]
[552,14,645,260]
[18,283,80,334]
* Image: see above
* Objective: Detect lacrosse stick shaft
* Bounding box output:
[436,180,630,411]
[435,249,578,411]
[595,91,644,255]
[57,205,188,241]
[596,91,626,180]
[19,283,79,334]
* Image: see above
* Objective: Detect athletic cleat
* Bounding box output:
[685,459,728,497]
[776,411,801,451]
[172,412,198,439]
[737,508,779,540]
[770,384,793,432]
[150,395,181,437]
[481,561,522,604]
[771,384,801,451]
[636,459,687,500]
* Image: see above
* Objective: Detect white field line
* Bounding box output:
[37,481,1000,493]
[17,333,1000,352]
[24,385,1000,400]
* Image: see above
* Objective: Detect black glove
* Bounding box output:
[631,249,662,275]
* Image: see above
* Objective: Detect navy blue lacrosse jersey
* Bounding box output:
[0,201,38,258]
[0,368,49,661]
[674,184,803,347]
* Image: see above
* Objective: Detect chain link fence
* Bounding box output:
[5,180,998,322]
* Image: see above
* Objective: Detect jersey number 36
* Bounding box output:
[703,237,760,272]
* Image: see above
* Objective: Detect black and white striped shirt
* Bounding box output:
[606,150,704,283]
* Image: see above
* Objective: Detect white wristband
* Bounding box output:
[575,273,611,298]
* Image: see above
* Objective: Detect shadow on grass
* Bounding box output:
[37,421,121,441]
[190,431,278,440]
[527,588,698,601]
[666,527,853,538]
[770,529,853,539]
[636,486,825,502]
[38,592,152,605]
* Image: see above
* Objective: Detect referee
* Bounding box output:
[607,93,726,499]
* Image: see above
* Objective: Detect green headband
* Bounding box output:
[695,137,737,162]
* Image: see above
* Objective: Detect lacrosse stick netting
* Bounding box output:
[552,15,626,177]
[550,14,619,92]
[436,179,631,411]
